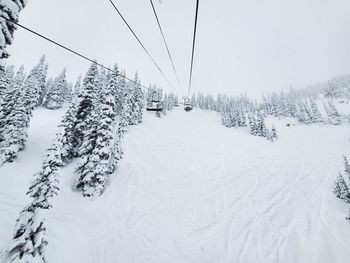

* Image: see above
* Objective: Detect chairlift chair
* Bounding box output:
[183,97,193,112]
[146,91,163,112]
[146,100,163,112]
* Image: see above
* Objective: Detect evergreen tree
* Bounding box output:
[65,81,73,103]
[45,68,67,109]
[0,65,24,137]
[117,72,132,144]
[256,111,267,137]
[231,110,239,127]
[73,63,109,197]
[302,101,313,124]
[24,56,48,107]
[0,87,29,165]
[327,100,342,125]
[98,83,119,172]
[296,101,311,124]
[239,110,247,127]
[122,75,135,125]
[73,62,99,152]
[221,107,232,128]
[73,110,99,196]
[6,132,64,263]
[132,72,144,124]
[108,64,121,113]
[37,61,49,106]
[118,83,130,141]
[27,135,63,208]
[0,65,14,98]
[0,0,27,63]
[19,56,48,112]
[248,113,257,135]
[325,79,342,98]
[59,99,79,161]
[343,155,350,184]
[118,107,128,142]
[334,173,350,203]
[42,77,54,106]
[97,67,108,104]
[7,207,47,263]
[74,72,118,197]
[73,75,82,99]
[310,99,322,123]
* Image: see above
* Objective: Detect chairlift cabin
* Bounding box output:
[146,91,163,112]
[183,97,193,112]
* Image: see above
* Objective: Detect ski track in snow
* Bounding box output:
[1,107,350,262]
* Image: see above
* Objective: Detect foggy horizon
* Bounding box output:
[5,0,350,98]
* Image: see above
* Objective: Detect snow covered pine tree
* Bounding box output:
[5,131,64,263]
[0,64,14,97]
[73,63,100,196]
[334,155,350,220]
[334,172,350,203]
[0,0,27,65]
[0,57,49,165]
[326,100,342,125]
[333,155,350,220]
[44,68,68,109]
[74,64,122,197]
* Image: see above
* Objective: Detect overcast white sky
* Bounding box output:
[6,0,350,97]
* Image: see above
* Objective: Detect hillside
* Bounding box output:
[1,105,350,263]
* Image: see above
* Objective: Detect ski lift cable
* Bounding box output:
[0,14,151,90]
[188,0,200,97]
[149,0,183,94]
[107,0,177,93]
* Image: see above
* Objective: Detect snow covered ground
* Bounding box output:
[1,106,350,263]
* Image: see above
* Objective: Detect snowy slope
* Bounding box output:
[1,107,350,263]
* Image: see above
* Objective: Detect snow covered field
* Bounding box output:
[1,106,350,263]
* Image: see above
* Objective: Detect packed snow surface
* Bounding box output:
[1,107,350,262]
